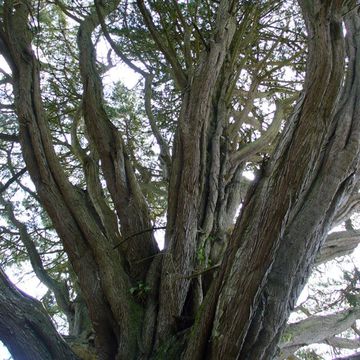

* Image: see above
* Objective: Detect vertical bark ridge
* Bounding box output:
[155,0,237,344]
[240,10,360,359]
[211,3,354,359]
[183,1,352,359]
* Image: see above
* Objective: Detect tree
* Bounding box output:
[0,0,359,359]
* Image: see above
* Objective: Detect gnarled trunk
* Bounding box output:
[0,1,359,359]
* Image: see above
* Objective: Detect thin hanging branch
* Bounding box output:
[113,226,167,249]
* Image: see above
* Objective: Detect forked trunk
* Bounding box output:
[0,1,359,359]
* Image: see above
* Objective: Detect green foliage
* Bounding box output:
[343,267,360,308]
[153,332,188,360]
[130,281,151,304]
[296,349,324,360]
[196,242,206,265]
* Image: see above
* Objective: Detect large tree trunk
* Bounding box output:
[0,0,359,359]
[154,0,237,343]
[184,2,360,359]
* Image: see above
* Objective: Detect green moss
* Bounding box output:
[128,300,144,357]
[280,331,293,343]
[130,300,144,330]
[152,332,189,360]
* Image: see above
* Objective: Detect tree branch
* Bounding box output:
[316,230,360,265]
[0,267,79,359]
[334,187,360,227]
[0,167,26,194]
[0,132,19,142]
[94,0,148,77]
[229,99,285,164]
[279,308,360,358]
[326,336,360,350]
[3,1,132,356]
[0,192,76,327]
[144,74,171,179]
[77,1,159,282]
[113,226,167,250]
[334,352,360,360]
[136,0,187,89]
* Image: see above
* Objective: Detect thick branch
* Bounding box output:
[279,308,360,358]
[185,2,359,359]
[316,230,360,265]
[70,108,121,248]
[0,192,74,326]
[77,1,158,282]
[136,0,187,88]
[229,99,284,164]
[144,75,171,179]
[155,0,238,345]
[0,268,79,360]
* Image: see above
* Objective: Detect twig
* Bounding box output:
[174,264,221,280]
[0,133,18,142]
[133,251,166,264]
[0,167,27,194]
[113,226,167,249]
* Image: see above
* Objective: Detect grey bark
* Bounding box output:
[334,353,360,360]
[279,308,360,358]
[316,230,360,265]
[154,0,238,344]
[184,2,360,359]
[0,268,79,360]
